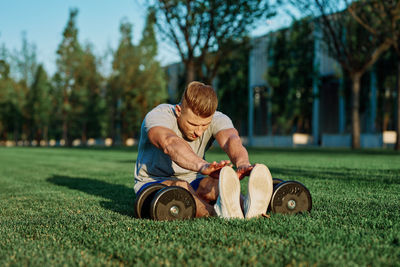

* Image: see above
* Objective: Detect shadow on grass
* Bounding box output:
[270,167,400,185]
[47,175,136,217]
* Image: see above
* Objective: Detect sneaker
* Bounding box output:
[214,166,244,219]
[243,164,273,219]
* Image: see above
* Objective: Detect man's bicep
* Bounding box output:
[148,126,177,149]
[215,128,240,149]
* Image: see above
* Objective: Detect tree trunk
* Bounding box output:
[396,61,400,151]
[62,88,69,146]
[62,117,68,146]
[43,125,48,143]
[110,104,116,143]
[351,73,362,149]
[81,122,87,146]
[186,60,196,84]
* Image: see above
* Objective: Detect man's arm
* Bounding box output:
[215,128,253,179]
[148,126,229,177]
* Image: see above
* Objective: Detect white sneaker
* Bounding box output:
[244,164,273,219]
[214,166,244,219]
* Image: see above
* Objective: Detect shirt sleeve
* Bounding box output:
[210,111,234,136]
[143,105,175,132]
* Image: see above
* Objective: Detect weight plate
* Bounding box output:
[134,183,167,219]
[273,178,284,188]
[270,181,312,214]
[150,186,196,221]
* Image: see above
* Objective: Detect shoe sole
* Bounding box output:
[219,166,244,218]
[245,164,273,218]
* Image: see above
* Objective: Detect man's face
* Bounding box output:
[175,105,213,141]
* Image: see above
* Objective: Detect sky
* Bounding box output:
[0,0,293,75]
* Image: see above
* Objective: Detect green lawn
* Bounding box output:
[0,147,399,266]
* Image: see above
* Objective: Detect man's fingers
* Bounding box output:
[236,165,255,180]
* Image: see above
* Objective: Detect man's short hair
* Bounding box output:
[180,81,218,117]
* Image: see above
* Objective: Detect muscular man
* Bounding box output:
[134,81,273,219]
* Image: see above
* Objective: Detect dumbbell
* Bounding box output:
[268,178,312,214]
[134,184,197,221]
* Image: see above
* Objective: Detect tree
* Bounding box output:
[0,35,39,142]
[10,32,38,88]
[107,19,141,143]
[266,19,314,134]
[55,17,104,145]
[291,0,392,148]
[216,37,251,133]
[5,33,39,142]
[48,73,64,141]
[25,65,51,143]
[55,8,84,145]
[107,11,167,143]
[0,64,25,142]
[0,54,15,140]
[136,8,168,120]
[151,0,275,84]
[345,0,400,150]
[75,44,105,143]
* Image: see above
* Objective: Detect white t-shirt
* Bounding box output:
[134,104,234,193]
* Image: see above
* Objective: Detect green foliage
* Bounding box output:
[77,45,106,141]
[152,0,275,84]
[107,19,141,141]
[375,47,398,131]
[55,8,84,143]
[0,147,399,266]
[10,32,38,87]
[266,19,314,134]
[216,37,251,133]
[137,8,167,117]
[0,35,40,141]
[291,0,395,148]
[54,9,105,144]
[25,65,52,142]
[107,9,167,141]
[0,57,24,140]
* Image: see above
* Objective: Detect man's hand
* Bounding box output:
[199,160,232,179]
[236,164,254,180]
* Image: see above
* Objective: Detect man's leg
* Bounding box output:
[195,177,245,211]
[161,180,216,218]
[213,166,244,219]
[194,176,219,204]
[243,164,273,218]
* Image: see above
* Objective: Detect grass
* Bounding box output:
[0,146,399,266]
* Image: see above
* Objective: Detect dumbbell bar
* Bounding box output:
[269,178,312,214]
[134,184,196,221]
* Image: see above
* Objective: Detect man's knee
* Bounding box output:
[162,180,191,190]
[196,177,218,202]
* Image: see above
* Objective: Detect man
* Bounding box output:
[134,81,273,219]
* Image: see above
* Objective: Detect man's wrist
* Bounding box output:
[236,161,251,168]
[197,161,209,172]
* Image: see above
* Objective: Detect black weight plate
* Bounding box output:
[267,179,286,212]
[150,186,196,221]
[270,181,312,214]
[273,178,284,188]
[134,183,167,219]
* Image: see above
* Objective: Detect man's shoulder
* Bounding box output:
[151,103,175,113]
[209,110,234,133]
[146,104,176,119]
[143,103,177,131]
[212,110,230,121]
